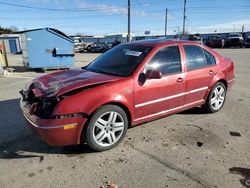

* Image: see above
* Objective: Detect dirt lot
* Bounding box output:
[0,49,250,188]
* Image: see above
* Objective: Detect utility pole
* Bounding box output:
[165,8,168,36]
[242,25,244,34]
[182,0,187,35]
[242,25,245,39]
[127,0,131,42]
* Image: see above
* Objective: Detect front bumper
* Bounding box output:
[227,40,243,46]
[245,42,250,47]
[20,99,88,146]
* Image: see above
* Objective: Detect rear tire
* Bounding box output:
[202,82,227,113]
[85,105,128,151]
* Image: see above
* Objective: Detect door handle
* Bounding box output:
[177,77,184,83]
[209,70,214,75]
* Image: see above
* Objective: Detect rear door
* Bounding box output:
[134,45,185,122]
[182,45,218,105]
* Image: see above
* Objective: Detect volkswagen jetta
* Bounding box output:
[20,39,235,151]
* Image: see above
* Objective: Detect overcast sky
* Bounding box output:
[0,0,250,36]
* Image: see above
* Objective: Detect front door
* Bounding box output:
[134,45,185,123]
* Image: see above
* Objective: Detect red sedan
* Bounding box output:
[20,39,235,151]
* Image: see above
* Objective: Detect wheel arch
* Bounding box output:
[80,101,132,143]
[204,78,228,102]
[217,79,228,89]
[98,102,132,128]
[202,79,227,113]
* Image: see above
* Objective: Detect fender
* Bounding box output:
[203,71,226,101]
[52,78,134,144]
[53,78,134,122]
[57,93,133,144]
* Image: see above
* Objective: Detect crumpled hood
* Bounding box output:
[30,69,122,97]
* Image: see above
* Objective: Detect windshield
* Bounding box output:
[86,45,152,77]
[211,36,222,39]
[229,34,241,37]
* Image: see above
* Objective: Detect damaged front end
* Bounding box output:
[19,79,63,119]
[18,69,122,146]
[19,80,90,146]
[20,88,59,119]
[20,80,88,120]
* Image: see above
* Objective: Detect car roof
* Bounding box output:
[124,38,202,47]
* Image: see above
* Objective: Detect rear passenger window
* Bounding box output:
[203,49,216,66]
[184,45,206,70]
[147,46,182,75]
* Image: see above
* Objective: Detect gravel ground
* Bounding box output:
[0,49,250,188]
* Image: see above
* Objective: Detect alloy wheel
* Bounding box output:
[93,111,125,147]
[210,85,225,110]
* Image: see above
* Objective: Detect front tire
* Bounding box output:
[203,82,227,113]
[85,105,128,151]
[86,46,92,52]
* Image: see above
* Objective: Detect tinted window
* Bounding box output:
[210,36,222,40]
[86,45,152,77]
[229,34,241,38]
[184,45,206,70]
[203,49,216,66]
[147,46,181,75]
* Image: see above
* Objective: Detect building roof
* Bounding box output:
[13,28,73,41]
[0,34,20,38]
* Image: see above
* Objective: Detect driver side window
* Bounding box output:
[146,46,182,75]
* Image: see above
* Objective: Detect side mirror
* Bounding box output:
[146,69,162,79]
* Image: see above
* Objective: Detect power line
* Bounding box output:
[1,1,249,14]
[134,0,147,12]
[0,14,125,20]
[1,1,249,12]
[0,1,126,12]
